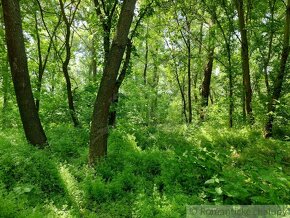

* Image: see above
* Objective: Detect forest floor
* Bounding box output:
[0,123,289,217]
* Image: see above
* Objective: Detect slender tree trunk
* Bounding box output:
[93,0,118,66]
[91,36,97,81]
[216,0,235,127]
[263,32,273,97]
[143,26,149,85]
[264,0,290,138]
[34,12,43,112]
[108,5,150,127]
[1,55,10,128]
[235,0,254,124]
[2,61,9,111]
[109,40,132,126]
[200,22,215,121]
[34,1,61,111]
[200,48,214,121]
[59,0,80,127]
[228,62,234,128]
[263,0,276,97]
[89,0,137,165]
[1,0,47,146]
[174,64,188,123]
[242,78,246,122]
[143,28,149,125]
[149,61,159,125]
[187,38,192,123]
[165,37,188,123]
[193,22,204,104]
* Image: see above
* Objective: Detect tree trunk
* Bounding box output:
[89,0,137,165]
[193,22,204,104]
[175,64,188,123]
[187,37,192,123]
[263,0,276,98]
[200,21,215,121]
[264,0,290,138]
[109,40,132,127]
[200,48,214,121]
[103,23,111,65]
[1,0,47,146]
[235,0,254,124]
[143,25,149,85]
[149,61,159,125]
[93,0,118,66]
[90,36,97,81]
[1,60,9,111]
[228,63,234,128]
[59,0,80,127]
[1,55,10,127]
[34,9,60,112]
[34,11,43,112]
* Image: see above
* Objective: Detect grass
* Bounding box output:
[0,124,289,217]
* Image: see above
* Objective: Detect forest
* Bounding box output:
[0,0,290,217]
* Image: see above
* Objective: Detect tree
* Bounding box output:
[34,0,61,112]
[234,0,254,124]
[202,0,235,127]
[93,0,119,65]
[200,22,215,121]
[89,0,137,165]
[175,10,193,124]
[264,0,290,138]
[108,2,154,127]
[58,0,81,127]
[1,0,47,146]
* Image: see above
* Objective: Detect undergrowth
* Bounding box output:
[0,125,289,217]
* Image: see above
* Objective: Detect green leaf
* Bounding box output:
[215,187,223,195]
[205,178,215,184]
[23,187,32,193]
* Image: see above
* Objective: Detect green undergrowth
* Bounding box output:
[0,125,289,217]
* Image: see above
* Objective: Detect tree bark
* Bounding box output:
[235,0,254,124]
[89,0,137,165]
[264,0,290,138]
[1,0,47,146]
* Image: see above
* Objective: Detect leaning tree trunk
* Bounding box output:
[264,0,290,138]
[1,0,47,146]
[235,0,254,124]
[89,0,137,165]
